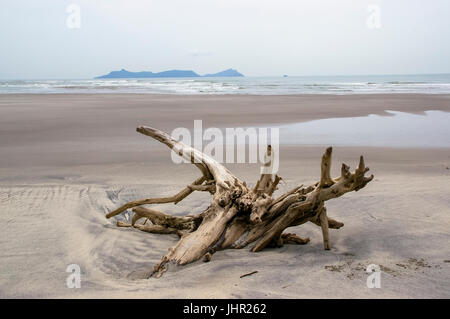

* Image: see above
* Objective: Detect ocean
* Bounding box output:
[1,74,450,94]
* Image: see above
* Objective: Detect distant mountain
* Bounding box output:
[95,68,243,79]
[203,68,244,77]
[95,69,200,79]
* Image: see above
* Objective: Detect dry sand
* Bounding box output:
[0,94,449,298]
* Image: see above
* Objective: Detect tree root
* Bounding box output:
[105,126,374,277]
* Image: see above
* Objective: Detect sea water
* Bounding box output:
[1,74,450,94]
[277,111,450,148]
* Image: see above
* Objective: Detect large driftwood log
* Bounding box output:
[106,126,374,278]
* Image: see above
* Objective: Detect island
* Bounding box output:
[95,68,243,79]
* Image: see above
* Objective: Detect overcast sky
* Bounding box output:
[1,0,449,79]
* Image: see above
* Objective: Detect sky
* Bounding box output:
[1,0,450,79]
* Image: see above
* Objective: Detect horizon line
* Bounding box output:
[2,72,450,81]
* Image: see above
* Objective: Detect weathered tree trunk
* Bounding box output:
[106,126,374,278]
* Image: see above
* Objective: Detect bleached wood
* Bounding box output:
[105,126,374,277]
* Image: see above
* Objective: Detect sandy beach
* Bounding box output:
[0,93,449,298]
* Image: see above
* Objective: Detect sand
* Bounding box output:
[0,94,449,298]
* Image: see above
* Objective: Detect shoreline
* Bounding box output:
[1,93,449,172]
[0,93,449,172]
[1,93,449,123]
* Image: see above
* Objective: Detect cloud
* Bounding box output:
[187,50,214,57]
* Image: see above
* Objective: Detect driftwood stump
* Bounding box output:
[106,126,374,278]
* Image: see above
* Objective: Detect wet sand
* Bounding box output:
[0,94,449,298]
